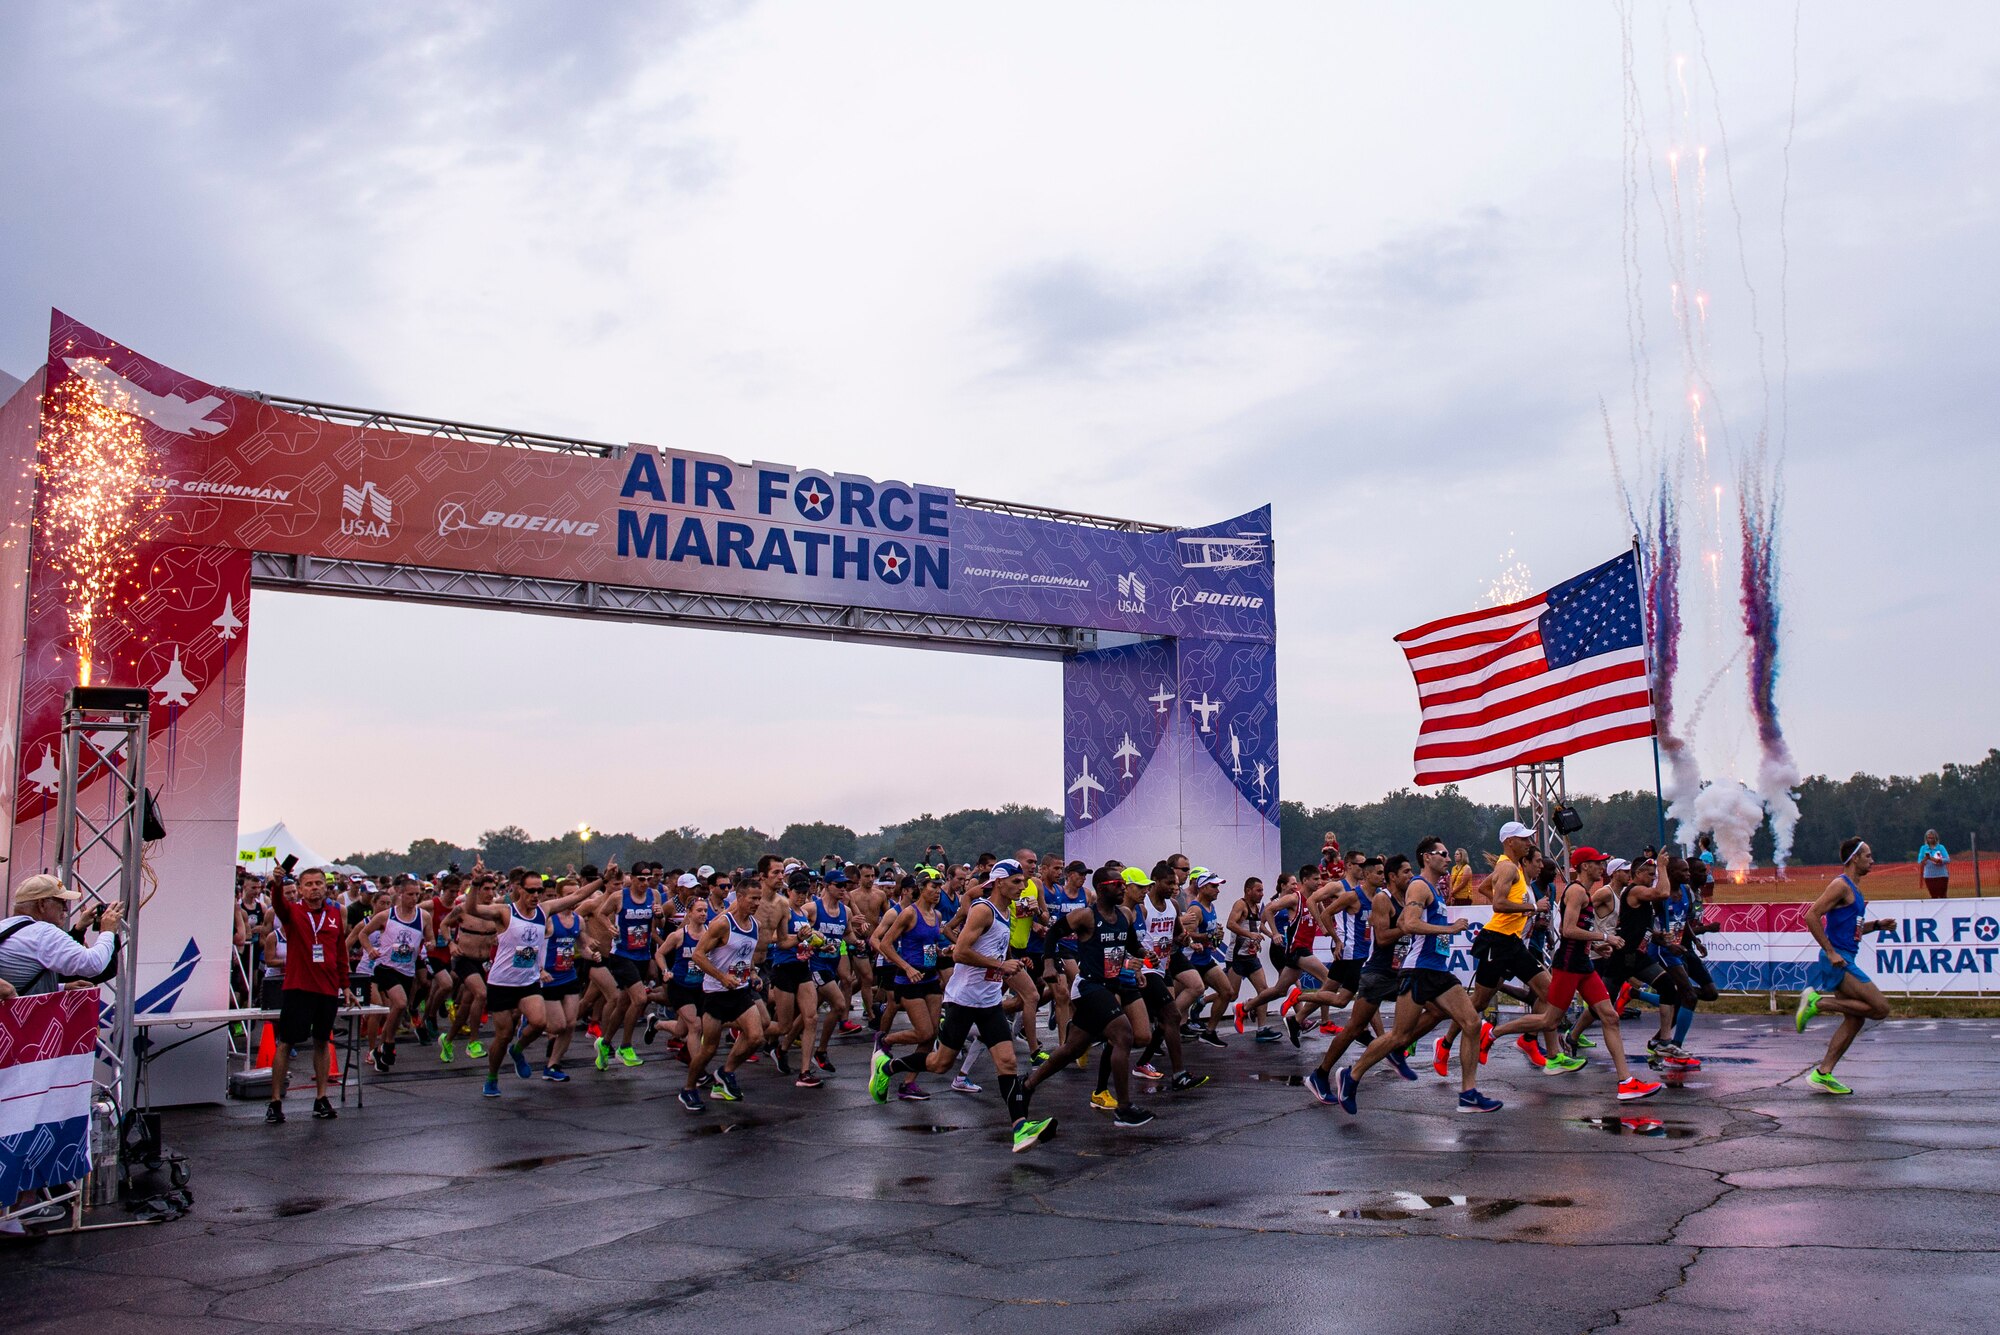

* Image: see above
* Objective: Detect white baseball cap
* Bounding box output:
[1606,857,1632,875]
[677,873,699,889]
[697,865,716,880]
[1498,821,1535,843]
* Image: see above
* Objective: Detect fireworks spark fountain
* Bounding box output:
[1605,2,1802,876]
[34,362,168,686]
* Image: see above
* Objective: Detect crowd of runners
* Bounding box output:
[236,825,1895,1147]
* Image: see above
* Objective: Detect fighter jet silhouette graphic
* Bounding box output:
[65,358,226,435]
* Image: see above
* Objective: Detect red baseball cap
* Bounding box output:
[1569,846,1609,870]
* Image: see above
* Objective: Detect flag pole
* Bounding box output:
[1633,535,1668,848]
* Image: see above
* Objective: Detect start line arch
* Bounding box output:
[0,311,1280,1101]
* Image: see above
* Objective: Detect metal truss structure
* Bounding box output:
[250,553,1098,659]
[1511,759,1574,869]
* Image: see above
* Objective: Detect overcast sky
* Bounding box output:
[4,2,1995,853]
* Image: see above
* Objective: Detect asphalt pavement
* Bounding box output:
[7,1014,1997,1334]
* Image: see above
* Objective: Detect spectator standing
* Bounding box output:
[266,867,351,1124]
[1918,831,1950,899]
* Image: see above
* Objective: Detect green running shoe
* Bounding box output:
[465,1040,486,1059]
[1575,1034,1597,1050]
[1011,1115,1056,1153]
[1794,987,1820,1033]
[594,1037,611,1071]
[438,1036,455,1063]
[868,1050,893,1103]
[1543,1053,1587,1075]
[618,1046,643,1068]
[1807,1068,1852,1096]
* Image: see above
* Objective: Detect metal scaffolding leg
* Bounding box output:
[52,687,150,1225]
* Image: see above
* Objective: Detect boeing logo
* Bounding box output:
[479,510,600,537]
[1169,587,1267,611]
[340,480,394,539]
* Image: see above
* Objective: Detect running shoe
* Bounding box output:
[711,1070,743,1101]
[1180,1020,1203,1038]
[868,1051,893,1102]
[773,1045,792,1076]
[1457,1088,1503,1114]
[1543,1054,1587,1076]
[1335,1065,1358,1115]
[1575,1034,1597,1050]
[898,1079,931,1101]
[1089,1089,1118,1112]
[839,1018,864,1034]
[1012,1115,1057,1151]
[544,1064,570,1083]
[382,1042,398,1070]
[1479,1021,1494,1065]
[1233,1001,1247,1034]
[952,1074,984,1094]
[1254,1027,1281,1044]
[795,1069,823,1089]
[1385,1049,1418,1082]
[643,1014,659,1045]
[1030,1049,1051,1067]
[1617,1076,1663,1101]
[1807,1068,1853,1096]
[1794,987,1820,1033]
[265,1101,285,1124]
[618,1046,643,1068]
[372,1050,390,1075]
[1432,1037,1450,1078]
[1284,1013,1303,1048]
[678,1088,705,1113]
[1134,1062,1165,1080]
[594,1037,610,1071]
[813,1051,835,1075]
[313,1096,338,1120]
[1319,1023,1341,1035]
[1168,1071,1211,1091]
[1305,1069,1337,1105]
[1197,1029,1227,1048]
[413,1020,433,1046]
[509,1043,532,1080]
[1615,980,1633,1013]
[466,1041,486,1059]
[1111,1106,1155,1129]
[438,1036,455,1064]
[481,1078,500,1099]
[1515,1036,1548,1069]
[1280,985,1302,1017]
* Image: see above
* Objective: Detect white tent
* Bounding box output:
[236,820,365,878]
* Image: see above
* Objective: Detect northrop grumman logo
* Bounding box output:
[341,480,394,539]
[1116,571,1147,614]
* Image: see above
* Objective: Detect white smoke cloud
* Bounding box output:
[1692,780,1768,879]
[1755,743,1803,873]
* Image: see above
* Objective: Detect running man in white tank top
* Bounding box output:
[870,861,1055,1154]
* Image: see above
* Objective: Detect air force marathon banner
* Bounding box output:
[0,313,1279,1102]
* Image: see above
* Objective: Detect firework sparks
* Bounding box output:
[1486,544,1534,606]
[34,363,168,685]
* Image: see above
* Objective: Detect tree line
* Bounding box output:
[342,750,2000,876]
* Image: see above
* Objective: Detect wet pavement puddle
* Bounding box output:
[895,1124,965,1134]
[1246,1073,1306,1086]
[1570,1116,1697,1138]
[1310,1190,1576,1222]
[688,1119,762,1136]
[486,1147,643,1173]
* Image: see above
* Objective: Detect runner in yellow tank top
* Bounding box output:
[1422,822,1562,1072]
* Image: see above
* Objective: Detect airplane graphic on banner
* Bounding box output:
[1188,692,1221,734]
[1069,755,1105,820]
[151,648,197,708]
[63,357,227,435]
[1113,734,1141,780]
[211,595,243,640]
[1150,683,1175,715]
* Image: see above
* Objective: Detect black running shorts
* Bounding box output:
[1472,930,1541,988]
[938,1002,1013,1053]
[1407,967,1461,1007]
[771,960,814,993]
[607,954,648,990]
[1072,985,1126,1037]
[1357,967,1405,1005]
[700,987,757,1024]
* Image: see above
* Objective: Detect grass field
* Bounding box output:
[1707,856,1999,903]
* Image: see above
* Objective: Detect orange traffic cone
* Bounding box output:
[254,1021,277,1068]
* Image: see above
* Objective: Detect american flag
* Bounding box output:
[1395,551,1655,785]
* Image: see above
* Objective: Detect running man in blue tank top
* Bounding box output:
[1795,838,1895,1095]
[1338,838,1502,1115]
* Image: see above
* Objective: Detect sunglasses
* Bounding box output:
[714,881,734,890]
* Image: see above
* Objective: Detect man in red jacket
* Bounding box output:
[267,868,350,1124]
